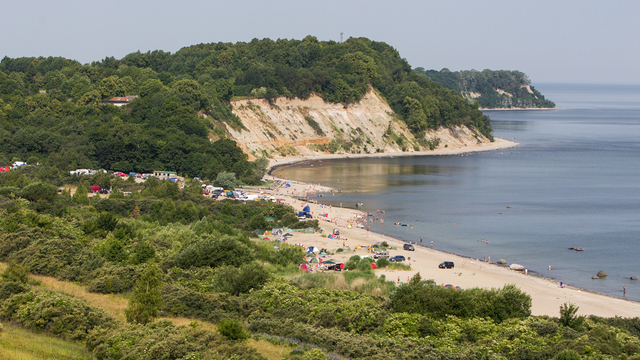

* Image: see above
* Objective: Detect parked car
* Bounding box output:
[403,244,415,251]
[373,251,389,259]
[439,261,455,269]
[389,255,406,262]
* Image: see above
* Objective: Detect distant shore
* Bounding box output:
[480,107,558,111]
[259,136,640,318]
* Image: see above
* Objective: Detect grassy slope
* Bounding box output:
[0,262,290,360]
[0,324,93,360]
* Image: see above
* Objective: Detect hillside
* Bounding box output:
[415,68,556,109]
[0,36,493,182]
[225,88,492,159]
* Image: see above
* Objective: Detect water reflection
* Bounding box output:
[273,158,463,193]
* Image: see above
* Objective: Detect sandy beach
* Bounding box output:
[251,137,640,318]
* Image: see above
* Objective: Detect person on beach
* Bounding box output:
[420,237,423,244]
[430,241,433,249]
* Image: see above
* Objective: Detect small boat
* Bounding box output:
[401,224,408,227]
[567,247,575,250]
[575,248,584,251]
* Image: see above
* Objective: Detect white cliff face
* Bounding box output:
[224,89,490,160]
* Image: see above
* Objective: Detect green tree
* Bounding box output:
[217,318,250,341]
[72,182,90,205]
[125,264,163,325]
[560,303,584,330]
[214,171,236,190]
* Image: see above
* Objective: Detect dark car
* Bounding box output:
[403,244,415,251]
[439,261,454,269]
[389,255,406,262]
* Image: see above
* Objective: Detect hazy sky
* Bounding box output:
[2,0,638,85]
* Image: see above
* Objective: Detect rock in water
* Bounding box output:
[510,264,525,271]
[497,259,507,265]
[630,276,638,280]
[592,276,600,279]
[597,271,607,278]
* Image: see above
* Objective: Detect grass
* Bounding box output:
[0,323,94,360]
[0,262,291,359]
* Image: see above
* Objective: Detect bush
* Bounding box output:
[218,318,250,341]
[173,234,255,269]
[212,263,271,295]
[0,289,117,340]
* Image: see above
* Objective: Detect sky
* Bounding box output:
[1,0,638,85]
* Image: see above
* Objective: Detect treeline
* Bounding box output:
[0,37,493,180]
[415,68,556,109]
[2,169,640,359]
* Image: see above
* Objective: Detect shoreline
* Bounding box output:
[257,137,640,318]
[267,137,519,174]
[480,107,558,111]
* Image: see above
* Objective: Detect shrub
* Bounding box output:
[212,262,271,295]
[218,318,250,341]
[0,289,118,340]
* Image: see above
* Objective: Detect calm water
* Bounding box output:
[273,84,640,302]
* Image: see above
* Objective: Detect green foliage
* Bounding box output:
[0,289,118,340]
[173,234,255,269]
[214,171,236,190]
[1,261,29,284]
[560,303,585,330]
[86,320,264,360]
[125,264,163,324]
[416,67,556,109]
[212,263,271,295]
[391,274,531,322]
[218,317,250,341]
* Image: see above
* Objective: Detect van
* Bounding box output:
[403,244,415,251]
[439,261,454,269]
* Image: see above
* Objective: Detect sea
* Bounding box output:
[272,83,640,303]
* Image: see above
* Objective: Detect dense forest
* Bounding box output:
[0,36,493,183]
[2,169,640,359]
[415,68,556,109]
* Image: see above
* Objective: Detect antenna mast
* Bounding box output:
[340,32,343,43]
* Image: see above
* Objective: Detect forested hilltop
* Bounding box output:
[415,68,555,109]
[0,36,493,182]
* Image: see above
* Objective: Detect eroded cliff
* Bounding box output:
[223,89,491,160]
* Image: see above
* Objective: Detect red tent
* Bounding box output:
[371,263,377,269]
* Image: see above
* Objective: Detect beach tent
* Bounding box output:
[355,245,362,249]
[371,263,377,269]
[264,237,270,241]
[285,182,291,188]
[306,246,320,255]
[263,231,271,235]
[265,217,275,222]
[302,205,311,212]
[299,264,309,271]
[272,227,284,235]
[333,229,340,235]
